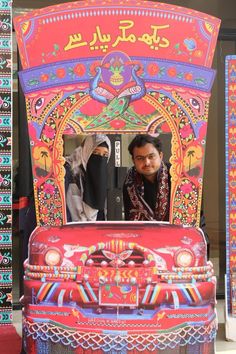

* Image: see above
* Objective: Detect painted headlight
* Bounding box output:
[174,248,195,267]
[44,248,61,266]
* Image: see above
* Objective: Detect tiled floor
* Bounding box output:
[13,300,236,353]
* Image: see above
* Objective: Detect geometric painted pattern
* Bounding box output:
[0,1,12,324]
[225,56,236,316]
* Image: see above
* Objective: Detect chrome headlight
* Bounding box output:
[174,248,195,267]
[44,248,61,266]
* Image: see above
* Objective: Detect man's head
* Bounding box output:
[128,134,163,182]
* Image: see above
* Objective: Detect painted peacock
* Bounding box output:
[82,64,151,130]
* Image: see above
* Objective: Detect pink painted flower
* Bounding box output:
[0,252,3,263]
[42,215,49,223]
[180,125,193,138]
[43,125,55,139]
[174,218,182,225]
[41,206,49,214]
[63,99,71,108]
[55,105,64,116]
[0,174,4,184]
[109,119,126,129]
[0,97,3,107]
[43,183,55,195]
[163,97,171,107]
[181,183,193,195]
[55,218,62,226]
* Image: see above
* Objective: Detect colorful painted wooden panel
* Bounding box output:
[0,1,12,325]
[23,222,217,353]
[13,0,220,229]
[225,56,236,317]
[13,1,221,351]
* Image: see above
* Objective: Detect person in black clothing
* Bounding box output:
[65,134,111,222]
[123,134,171,221]
[123,134,210,257]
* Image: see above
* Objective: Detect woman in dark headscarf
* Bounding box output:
[65,134,111,222]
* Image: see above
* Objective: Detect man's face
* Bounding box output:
[132,143,163,181]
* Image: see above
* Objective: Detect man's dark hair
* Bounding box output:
[128,134,162,156]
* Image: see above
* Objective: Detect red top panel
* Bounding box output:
[14,0,220,69]
[30,221,204,249]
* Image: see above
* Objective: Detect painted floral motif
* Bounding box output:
[173,179,199,226]
[174,38,203,63]
[72,63,86,77]
[38,179,63,226]
[178,116,195,144]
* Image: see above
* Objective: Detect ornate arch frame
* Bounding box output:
[13,1,220,228]
[7,0,222,341]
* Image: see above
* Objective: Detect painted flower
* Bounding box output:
[43,183,55,195]
[184,73,193,81]
[73,63,86,77]
[180,183,193,195]
[43,125,55,139]
[180,125,193,138]
[163,97,171,107]
[0,174,4,184]
[174,218,182,225]
[41,215,49,223]
[40,74,49,82]
[55,105,65,116]
[109,119,126,129]
[186,216,194,224]
[170,104,178,115]
[56,68,66,78]
[0,97,3,107]
[183,38,197,52]
[55,218,62,226]
[63,99,71,108]
[147,63,159,76]
[0,252,3,263]
[167,67,177,77]
[41,206,49,214]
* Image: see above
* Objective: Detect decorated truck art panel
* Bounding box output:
[23,222,216,353]
[13,0,220,353]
